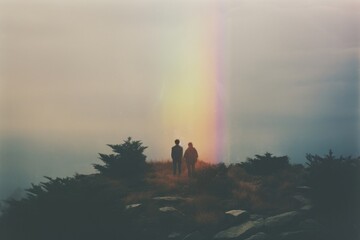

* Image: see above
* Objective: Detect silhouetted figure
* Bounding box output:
[184,142,198,177]
[171,139,183,176]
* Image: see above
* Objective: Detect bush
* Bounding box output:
[193,163,234,197]
[93,137,149,179]
[0,175,130,240]
[305,150,360,238]
[240,152,290,175]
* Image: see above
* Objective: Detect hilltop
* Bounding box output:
[0,138,359,240]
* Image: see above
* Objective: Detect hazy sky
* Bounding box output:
[0,0,359,200]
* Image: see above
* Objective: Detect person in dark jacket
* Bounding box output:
[171,139,183,176]
[184,142,198,177]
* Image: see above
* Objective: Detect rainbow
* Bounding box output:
[160,4,227,163]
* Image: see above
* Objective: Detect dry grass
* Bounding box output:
[145,161,189,193]
[145,160,213,193]
[194,211,222,226]
[134,161,303,214]
[122,191,155,204]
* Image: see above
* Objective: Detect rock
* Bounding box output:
[244,232,267,240]
[249,214,264,221]
[300,204,313,211]
[159,206,184,215]
[278,230,312,240]
[125,203,142,210]
[182,231,206,240]
[213,219,264,239]
[296,186,311,191]
[160,206,178,212]
[226,210,248,218]
[168,232,182,239]
[296,186,311,197]
[225,210,249,224]
[298,219,323,231]
[153,196,189,202]
[293,195,311,205]
[157,206,187,233]
[264,211,301,230]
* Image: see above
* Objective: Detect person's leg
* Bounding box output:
[187,162,191,177]
[173,160,176,175]
[178,160,182,175]
[191,162,195,176]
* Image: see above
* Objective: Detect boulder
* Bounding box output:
[278,230,312,240]
[168,232,182,239]
[264,211,301,230]
[300,204,313,212]
[293,195,311,205]
[296,186,311,191]
[182,231,206,240]
[158,206,187,232]
[225,210,249,224]
[226,210,249,218]
[159,206,178,212]
[159,206,185,216]
[153,196,189,202]
[213,219,264,239]
[298,219,323,231]
[244,232,267,240]
[125,203,142,210]
[249,214,264,221]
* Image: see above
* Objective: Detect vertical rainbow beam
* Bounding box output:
[215,2,226,163]
[160,5,226,163]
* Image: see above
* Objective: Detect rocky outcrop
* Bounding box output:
[225,210,249,225]
[125,203,142,210]
[168,232,182,239]
[153,196,190,202]
[212,208,327,240]
[182,231,206,240]
[264,211,300,230]
[125,195,326,240]
[213,219,264,239]
[244,232,267,240]
[159,206,180,213]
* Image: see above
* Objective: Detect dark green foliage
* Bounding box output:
[93,137,148,179]
[305,150,360,239]
[193,163,234,197]
[240,152,290,175]
[0,175,130,240]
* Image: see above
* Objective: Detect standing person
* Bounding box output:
[184,142,198,177]
[171,139,183,176]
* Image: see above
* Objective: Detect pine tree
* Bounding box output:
[240,152,290,175]
[93,137,148,179]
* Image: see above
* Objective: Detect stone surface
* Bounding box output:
[293,195,311,205]
[125,203,142,210]
[249,214,264,221]
[300,204,313,211]
[182,231,206,240]
[225,210,250,224]
[264,211,300,229]
[159,206,179,213]
[213,219,264,239]
[168,232,182,239]
[153,196,188,202]
[298,219,322,231]
[244,232,267,240]
[226,210,248,218]
[278,230,311,240]
[296,186,311,191]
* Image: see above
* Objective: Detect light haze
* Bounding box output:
[0,0,359,200]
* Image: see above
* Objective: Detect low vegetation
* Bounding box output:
[0,138,358,240]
